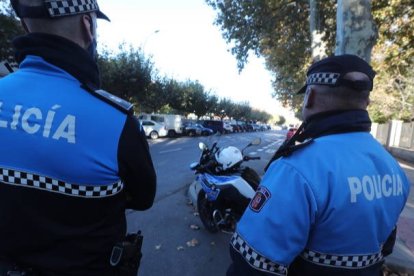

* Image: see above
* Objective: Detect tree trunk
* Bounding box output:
[309,0,328,62]
[335,0,378,63]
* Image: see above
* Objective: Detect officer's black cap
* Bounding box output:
[11,0,110,21]
[297,54,376,94]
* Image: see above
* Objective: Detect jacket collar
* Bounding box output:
[13,33,101,88]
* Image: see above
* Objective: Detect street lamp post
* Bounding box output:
[140,29,160,53]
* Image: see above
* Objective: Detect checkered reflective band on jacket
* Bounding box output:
[46,0,99,17]
[301,249,383,269]
[0,167,123,198]
[231,232,288,276]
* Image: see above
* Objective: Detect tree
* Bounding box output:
[206,0,414,120]
[335,0,377,62]
[231,102,251,120]
[163,79,188,114]
[370,0,414,122]
[216,97,233,120]
[185,81,211,118]
[141,76,170,113]
[274,115,286,125]
[205,0,338,109]
[0,2,23,63]
[309,0,329,61]
[98,44,154,105]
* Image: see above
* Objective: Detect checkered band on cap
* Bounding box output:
[45,0,99,17]
[0,167,123,198]
[231,232,288,275]
[306,72,340,86]
[301,249,383,269]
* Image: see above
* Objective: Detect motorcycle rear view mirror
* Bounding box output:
[242,138,261,154]
[199,142,207,151]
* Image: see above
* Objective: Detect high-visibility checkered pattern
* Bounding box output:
[231,232,288,276]
[45,0,99,17]
[306,72,340,86]
[0,167,123,198]
[301,249,383,269]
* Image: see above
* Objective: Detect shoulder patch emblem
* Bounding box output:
[249,186,271,212]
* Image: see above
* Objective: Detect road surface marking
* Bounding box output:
[159,148,182,154]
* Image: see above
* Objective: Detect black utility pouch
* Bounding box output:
[110,230,143,276]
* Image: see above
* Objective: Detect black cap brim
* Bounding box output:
[97,10,110,21]
[297,85,307,94]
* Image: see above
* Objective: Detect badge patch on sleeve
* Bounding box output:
[249,186,271,212]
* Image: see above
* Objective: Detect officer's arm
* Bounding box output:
[118,115,156,210]
[227,160,317,276]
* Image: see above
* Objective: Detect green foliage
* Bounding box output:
[370,107,391,124]
[97,45,272,120]
[230,102,251,120]
[274,115,286,125]
[205,0,336,108]
[0,12,23,63]
[180,80,210,117]
[371,0,414,121]
[206,0,413,121]
[0,3,273,122]
[98,44,154,105]
[141,76,170,113]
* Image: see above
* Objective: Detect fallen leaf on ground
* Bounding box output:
[186,238,199,247]
[190,224,200,230]
[155,244,162,250]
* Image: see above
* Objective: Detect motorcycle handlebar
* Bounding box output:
[244,156,261,161]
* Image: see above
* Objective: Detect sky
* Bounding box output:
[96,0,298,122]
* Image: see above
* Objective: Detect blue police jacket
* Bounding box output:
[0,33,156,275]
[229,113,410,276]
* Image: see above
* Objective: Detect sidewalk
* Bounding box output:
[384,159,414,274]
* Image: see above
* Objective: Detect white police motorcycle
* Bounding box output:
[188,138,262,233]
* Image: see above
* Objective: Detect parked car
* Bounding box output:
[199,120,224,134]
[138,113,184,137]
[182,123,213,136]
[286,127,298,140]
[252,124,261,131]
[231,124,241,132]
[140,120,168,139]
[244,124,254,132]
[223,122,234,133]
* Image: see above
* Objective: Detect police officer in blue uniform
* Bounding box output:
[227,55,410,276]
[0,0,156,275]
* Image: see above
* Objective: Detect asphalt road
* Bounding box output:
[126,130,287,276]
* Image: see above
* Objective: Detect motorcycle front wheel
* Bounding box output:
[197,191,219,233]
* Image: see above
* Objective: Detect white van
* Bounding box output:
[137,114,184,137]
